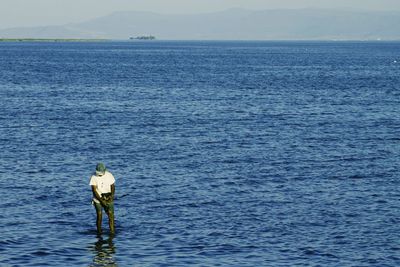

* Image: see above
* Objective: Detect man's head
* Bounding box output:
[96,163,106,176]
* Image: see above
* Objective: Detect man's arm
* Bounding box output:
[91,185,106,205]
[111,184,115,200]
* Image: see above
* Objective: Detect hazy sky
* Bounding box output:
[1,0,399,28]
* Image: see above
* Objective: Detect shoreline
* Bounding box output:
[1,38,399,43]
[0,38,110,42]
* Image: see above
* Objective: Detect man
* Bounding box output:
[89,163,115,235]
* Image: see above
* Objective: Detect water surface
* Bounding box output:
[0,41,399,266]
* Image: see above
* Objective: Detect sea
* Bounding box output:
[0,41,399,266]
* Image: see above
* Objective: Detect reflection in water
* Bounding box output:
[89,236,117,267]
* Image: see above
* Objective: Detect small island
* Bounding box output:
[130,35,156,40]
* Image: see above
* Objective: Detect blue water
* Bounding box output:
[0,41,399,266]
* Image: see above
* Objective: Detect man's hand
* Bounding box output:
[102,194,112,202]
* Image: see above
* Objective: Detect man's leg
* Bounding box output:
[105,202,115,234]
[94,202,103,234]
[108,211,115,234]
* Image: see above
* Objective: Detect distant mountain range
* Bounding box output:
[1,8,400,40]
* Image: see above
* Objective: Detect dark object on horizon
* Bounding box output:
[130,35,156,40]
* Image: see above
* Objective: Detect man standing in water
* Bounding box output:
[89,163,115,235]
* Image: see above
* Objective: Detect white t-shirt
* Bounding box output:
[89,171,115,203]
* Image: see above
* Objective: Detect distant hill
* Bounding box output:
[1,8,400,40]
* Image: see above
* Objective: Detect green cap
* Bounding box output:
[96,163,106,176]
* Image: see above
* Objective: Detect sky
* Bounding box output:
[1,0,400,29]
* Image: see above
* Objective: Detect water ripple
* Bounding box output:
[0,41,399,266]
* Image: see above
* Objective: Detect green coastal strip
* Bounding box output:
[0,38,110,42]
